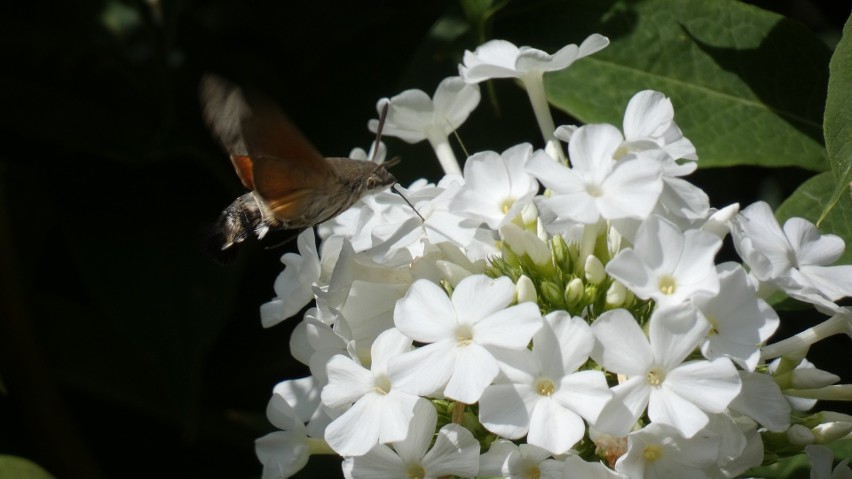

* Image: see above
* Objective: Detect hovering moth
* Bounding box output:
[200,75,396,261]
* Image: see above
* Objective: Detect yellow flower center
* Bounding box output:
[535,378,556,397]
[407,463,425,479]
[456,324,473,346]
[647,367,665,387]
[658,275,676,295]
[642,444,664,462]
[524,465,541,479]
[373,375,391,395]
[501,197,515,214]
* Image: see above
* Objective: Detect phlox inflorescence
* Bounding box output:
[253,34,852,479]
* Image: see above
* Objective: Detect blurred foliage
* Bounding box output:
[0,1,848,478]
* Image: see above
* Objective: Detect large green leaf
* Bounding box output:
[821,14,852,223]
[495,0,831,170]
[776,171,852,266]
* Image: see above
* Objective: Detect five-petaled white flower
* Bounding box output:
[342,400,480,479]
[389,275,543,404]
[527,124,663,226]
[591,305,741,438]
[369,76,480,175]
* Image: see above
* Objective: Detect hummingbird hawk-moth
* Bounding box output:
[200,75,397,261]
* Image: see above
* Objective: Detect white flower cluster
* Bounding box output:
[255,34,852,479]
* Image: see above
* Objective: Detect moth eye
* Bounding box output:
[366,177,378,189]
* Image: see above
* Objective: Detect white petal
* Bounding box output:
[649,304,708,370]
[479,383,534,438]
[322,354,374,409]
[568,124,623,173]
[394,279,456,342]
[421,423,481,478]
[452,275,515,324]
[623,90,673,140]
[393,400,437,462]
[342,445,406,479]
[474,302,542,349]
[665,358,741,413]
[256,431,310,479]
[433,76,481,130]
[590,309,653,375]
[389,340,456,396]
[444,343,500,403]
[527,397,585,454]
[730,372,791,432]
[324,395,385,456]
[647,386,709,438]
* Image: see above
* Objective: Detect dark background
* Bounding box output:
[0,1,849,478]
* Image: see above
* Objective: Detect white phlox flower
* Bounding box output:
[615,423,721,479]
[256,382,313,479]
[451,143,540,230]
[731,201,852,311]
[527,124,663,226]
[369,77,480,175]
[260,228,322,328]
[389,275,543,404]
[591,305,741,438]
[321,328,426,456]
[606,215,721,309]
[478,440,565,479]
[459,35,609,161]
[695,262,779,371]
[342,400,480,479]
[479,311,611,454]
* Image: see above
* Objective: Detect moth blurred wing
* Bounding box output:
[251,155,334,224]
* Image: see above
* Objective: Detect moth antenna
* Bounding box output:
[369,101,390,163]
[451,127,470,159]
[392,184,425,222]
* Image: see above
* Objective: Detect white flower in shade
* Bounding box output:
[459,35,609,163]
[268,376,328,439]
[260,228,321,328]
[369,77,480,175]
[615,423,721,479]
[459,34,610,83]
[695,262,779,371]
[256,386,312,479]
[527,124,663,225]
[342,400,480,479]
[451,143,540,229]
[591,305,741,438]
[805,445,852,479]
[365,176,483,264]
[620,90,697,173]
[606,215,721,309]
[478,440,564,479]
[389,275,543,404]
[312,240,414,359]
[731,201,852,311]
[479,311,611,454]
[321,329,425,457]
[728,371,791,433]
[701,414,765,478]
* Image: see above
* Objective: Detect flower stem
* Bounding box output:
[307,438,337,455]
[451,401,465,424]
[521,73,566,164]
[427,131,462,176]
[761,309,852,359]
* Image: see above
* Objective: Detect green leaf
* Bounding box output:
[821,14,852,223]
[0,456,55,479]
[776,171,852,266]
[497,0,831,170]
